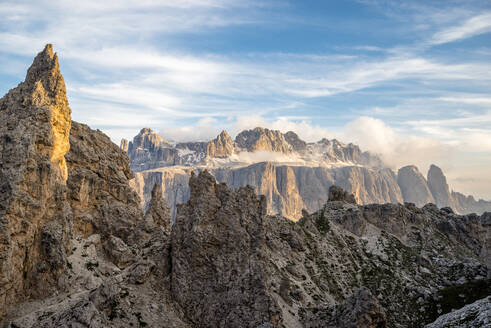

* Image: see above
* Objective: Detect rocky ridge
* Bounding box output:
[125,128,491,219]
[1,45,490,328]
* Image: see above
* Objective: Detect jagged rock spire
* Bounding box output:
[428,164,453,208]
[0,44,72,318]
[143,183,171,232]
[24,44,69,109]
[206,130,234,158]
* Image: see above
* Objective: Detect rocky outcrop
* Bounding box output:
[397,165,435,207]
[206,130,234,158]
[2,45,490,328]
[171,171,281,327]
[284,131,307,153]
[142,183,171,232]
[303,288,387,328]
[428,164,454,208]
[328,185,356,204]
[452,191,491,216]
[264,199,489,327]
[235,127,292,153]
[132,164,403,221]
[0,44,72,317]
[66,121,143,242]
[127,128,177,171]
[426,296,491,328]
[120,138,129,152]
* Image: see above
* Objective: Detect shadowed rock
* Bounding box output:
[397,165,434,207]
[328,185,357,204]
[171,170,281,328]
[303,288,387,328]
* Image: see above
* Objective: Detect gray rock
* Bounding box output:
[171,170,281,328]
[397,165,435,207]
[0,44,72,317]
[328,185,357,204]
[428,164,454,209]
[66,121,143,243]
[142,183,171,232]
[303,288,387,328]
[425,296,491,328]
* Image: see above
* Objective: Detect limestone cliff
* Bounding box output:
[2,45,490,328]
[397,165,435,207]
[171,171,281,327]
[235,127,292,153]
[132,164,404,221]
[206,130,234,158]
[0,44,72,317]
[66,121,143,241]
[142,183,171,232]
[428,164,454,208]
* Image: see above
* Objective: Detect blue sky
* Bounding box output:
[0,0,490,199]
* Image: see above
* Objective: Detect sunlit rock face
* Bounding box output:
[66,121,143,241]
[0,45,489,328]
[127,126,491,219]
[0,44,72,317]
[0,45,144,320]
[206,130,234,158]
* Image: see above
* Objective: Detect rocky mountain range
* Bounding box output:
[123,127,491,220]
[1,45,489,328]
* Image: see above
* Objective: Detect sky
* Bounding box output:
[0,0,490,199]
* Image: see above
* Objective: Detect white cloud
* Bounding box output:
[159,117,222,142]
[431,12,491,45]
[439,96,491,106]
[343,116,449,171]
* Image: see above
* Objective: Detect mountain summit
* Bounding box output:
[125,129,491,219]
[1,44,489,328]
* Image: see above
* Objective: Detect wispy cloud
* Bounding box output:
[431,12,491,45]
[1,0,491,199]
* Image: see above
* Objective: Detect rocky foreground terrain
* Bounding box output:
[1,45,490,328]
[124,126,491,221]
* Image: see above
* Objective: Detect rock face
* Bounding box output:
[126,128,175,171]
[125,130,491,220]
[66,121,143,241]
[171,171,281,327]
[133,162,491,220]
[235,127,292,153]
[2,45,490,328]
[120,138,129,152]
[132,164,403,221]
[0,44,72,317]
[206,130,234,158]
[142,183,171,232]
[328,185,356,204]
[397,165,435,207]
[303,288,387,328]
[428,164,454,208]
[425,296,491,328]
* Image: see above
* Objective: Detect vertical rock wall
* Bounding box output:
[0,45,72,316]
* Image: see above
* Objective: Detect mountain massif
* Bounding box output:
[123,127,491,220]
[0,45,489,328]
